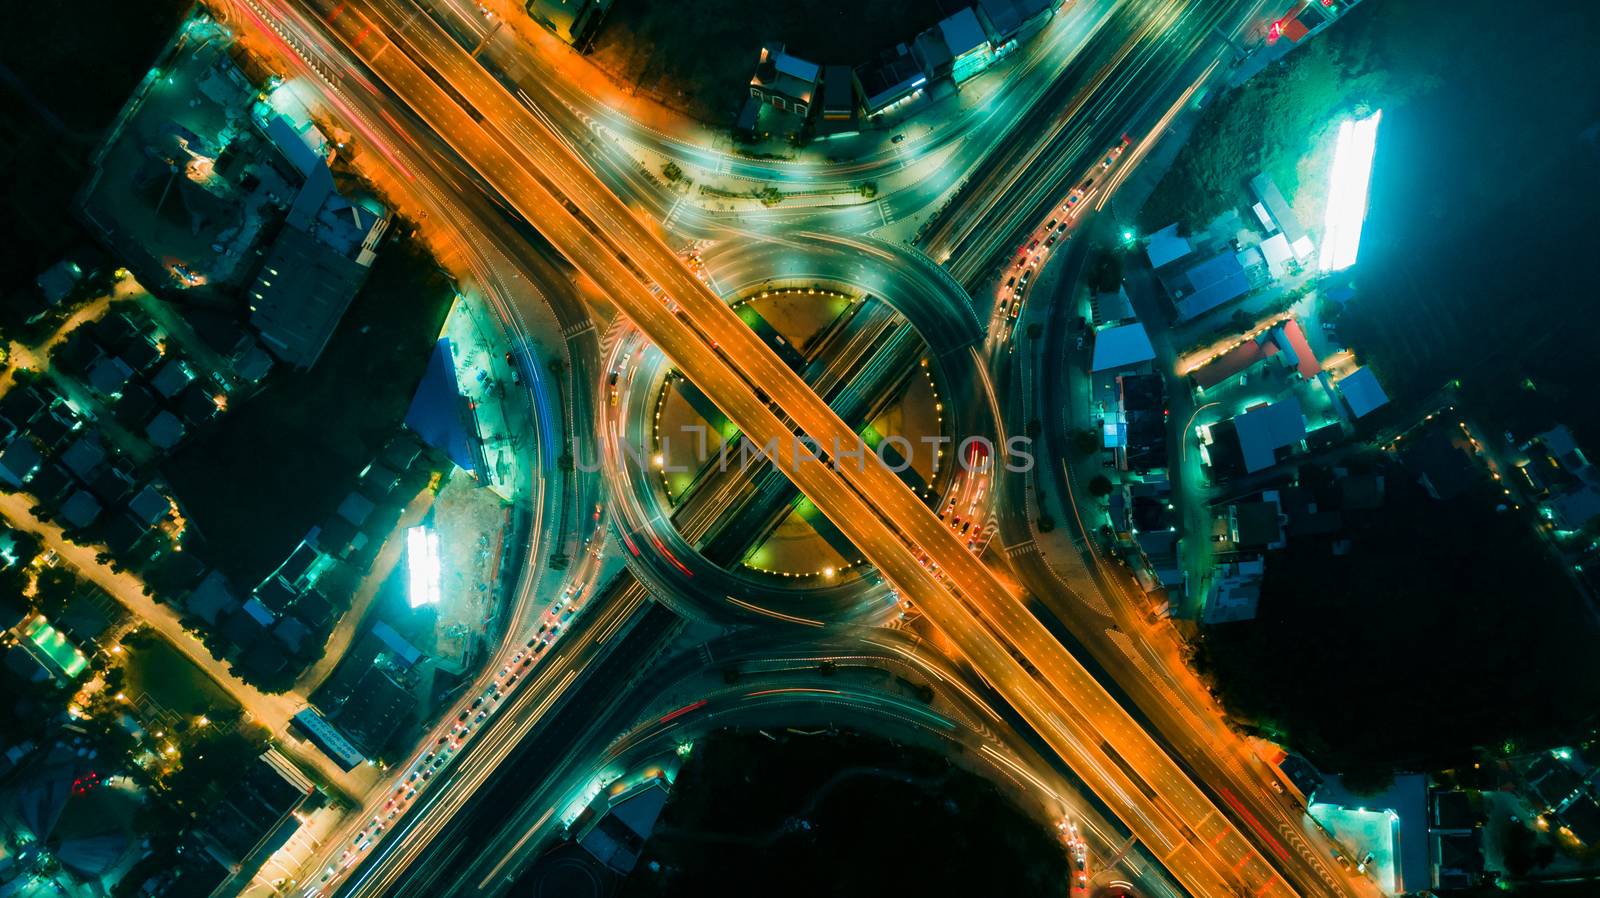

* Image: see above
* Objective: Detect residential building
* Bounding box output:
[60,490,103,529]
[1520,425,1600,532]
[334,661,412,753]
[150,359,195,398]
[86,356,133,397]
[1121,373,1167,474]
[1090,322,1156,374]
[820,65,858,131]
[1145,223,1193,270]
[128,484,173,528]
[1172,246,1269,320]
[247,205,386,369]
[1336,366,1389,419]
[203,752,316,896]
[1229,493,1285,550]
[146,410,186,450]
[36,259,85,306]
[856,44,926,116]
[976,0,1056,46]
[576,776,671,874]
[1232,398,1308,474]
[748,43,821,118]
[186,570,241,625]
[940,7,995,83]
[0,439,44,488]
[1202,557,1265,624]
[1249,172,1314,259]
[61,434,108,481]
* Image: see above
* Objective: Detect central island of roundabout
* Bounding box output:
[596,232,997,627]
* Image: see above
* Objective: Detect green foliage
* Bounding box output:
[1085,248,1124,295]
[1071,428,1100,456]
[1088,475,1113,497]
[1139,1,1427,233]
[165,236,453,584]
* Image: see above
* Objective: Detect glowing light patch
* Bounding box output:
[1318,110,1382,273]
[406,526,441,608]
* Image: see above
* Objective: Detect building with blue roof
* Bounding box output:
[405,338,486,475]
[1234,398,1307,473]
[1145,223,1193,270]
[1174,248,1259,320]
[1090,322,1156,373]
[1336,367,1390,419]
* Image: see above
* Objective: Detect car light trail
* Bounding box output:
[657,699,708,724]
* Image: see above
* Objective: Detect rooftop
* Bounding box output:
[940,7,990,56]
[1234,398,1307,473]
[249,227,371,368]
[1275,319,1321,379]
[1145,223,1193,269]
[1090,322,1156,373]
[1337,367,1390,418]
[751,44,820,106]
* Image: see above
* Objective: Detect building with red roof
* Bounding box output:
[1192,338,1280,390]
[1275,319,1321,379]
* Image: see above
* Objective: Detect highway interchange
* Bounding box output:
[210,0,1382,896]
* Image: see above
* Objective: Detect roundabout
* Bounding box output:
[593,232,996,627]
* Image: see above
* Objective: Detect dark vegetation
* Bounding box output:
[622,729,1067,898]
[0,0,186,306]
[590,0,942,123]
[1140,0,1600,449]
[165,236,453,584]
[1198,468,1600,784]
[1139,0,1437,234]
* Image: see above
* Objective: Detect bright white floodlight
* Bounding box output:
[1318,110,1382,273]
[406,526,441,608]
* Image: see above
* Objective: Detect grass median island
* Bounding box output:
[622,729,1067,898]
[590,0,942,123]
[166,235,454,584]
[121,631,241,720]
